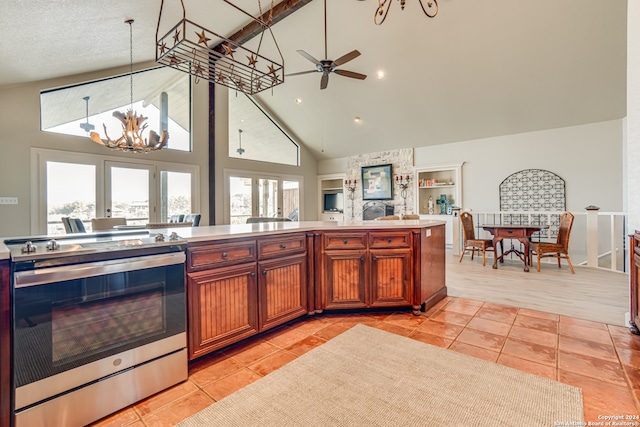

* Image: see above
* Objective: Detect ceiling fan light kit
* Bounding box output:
[286,0,367,90]
[156,0,285,95]
[374,0,438,25]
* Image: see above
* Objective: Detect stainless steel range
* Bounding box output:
[6,230,188,427]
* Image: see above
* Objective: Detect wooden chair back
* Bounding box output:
[557,211,574,250]
[460,211,476,241]
[91,217,127,231]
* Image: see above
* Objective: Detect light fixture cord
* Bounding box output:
[128,20,133,110]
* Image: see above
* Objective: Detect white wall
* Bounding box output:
[628,2,640,232]
[0,61,210,238]
[319,119,624,214]
[213,86,318,225]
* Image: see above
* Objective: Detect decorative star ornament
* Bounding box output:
[222,43,236,58]
[247,54,258,67]
[159,42,167,55]
[216,72,227,84]
[173,29,181,45]
[267,64,278,76]
[168,54,180,65]
[193,61,205,78]
[195,30,211,46]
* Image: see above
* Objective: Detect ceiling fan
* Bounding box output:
[286,0,367,90]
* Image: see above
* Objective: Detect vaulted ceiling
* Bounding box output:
[0,0,627,160]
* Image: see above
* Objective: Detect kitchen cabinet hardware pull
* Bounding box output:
[251,272,256,277]
[387,238,392,243]
[222,252,228,258]
[281,244,286,249]
[373,257,378,262]
[344,239,348,244]
[262,270,267,275]
[360,257,364,262]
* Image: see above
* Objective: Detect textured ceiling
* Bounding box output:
[0,0,627,161]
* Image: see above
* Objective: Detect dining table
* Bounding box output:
[481,224,549,272]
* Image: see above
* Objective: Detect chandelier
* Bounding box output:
[156,0,285,95]
[90,20,169,153]
[374,0,438,25]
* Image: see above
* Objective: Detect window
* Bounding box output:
[40,67,191,151]
[228,92,299,165]
[225,170,302,224]
[46,162,96,235]
[32,148,199,234]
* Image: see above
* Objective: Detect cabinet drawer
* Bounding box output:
[369,231,412,248]
[258,233,306,260]
[324,232,367,250]
[187,240,256,271]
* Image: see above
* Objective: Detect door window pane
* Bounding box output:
[160,171,192,222]
[258,179,278,218]
[109,167,149,225]
[47,162,96,235]
[230,177,252,224]
[283,180,299,221]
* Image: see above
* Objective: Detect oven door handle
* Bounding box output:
[13,252,186,288]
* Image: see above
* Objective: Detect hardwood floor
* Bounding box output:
[450,252,629,326]
[90,258,638,426]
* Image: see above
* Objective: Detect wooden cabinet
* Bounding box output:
[258,254,308,331]
[629,231,640,335]
[320,231,416,312]
[187,263,259,359]
[186,233,309,359]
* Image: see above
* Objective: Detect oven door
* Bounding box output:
[12,251,186,412]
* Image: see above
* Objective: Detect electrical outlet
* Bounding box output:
[0,197,18,205]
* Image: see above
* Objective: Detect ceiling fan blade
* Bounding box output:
[334,69,367,80]
[297,50,322,66]
[285,70,318,77]
[320,74,329,90]
[333,50,361,67]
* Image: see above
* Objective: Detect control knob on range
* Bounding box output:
[169,232,179,241]
[154,233,165,242]
[21,241,36,253]
[46,239,60,251]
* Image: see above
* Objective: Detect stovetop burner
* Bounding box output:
[5,230,186,263]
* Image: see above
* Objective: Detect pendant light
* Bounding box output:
[90,19,169,153]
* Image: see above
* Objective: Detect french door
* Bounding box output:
[226,171,301,224]
[105,162,157,225]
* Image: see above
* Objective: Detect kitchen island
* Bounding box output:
[0,219,446,426]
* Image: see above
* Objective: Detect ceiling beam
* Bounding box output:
[227,0,314,46]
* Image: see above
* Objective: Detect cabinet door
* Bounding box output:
[323,250,367,310]
[258,254,308,332]
[187,263,258,359]
[369,249,412,307]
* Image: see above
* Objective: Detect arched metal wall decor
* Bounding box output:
[499,169,566,237]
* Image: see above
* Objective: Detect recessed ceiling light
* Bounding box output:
[295,98,302,104]
[354,116,361,123]
[376,70,385,79]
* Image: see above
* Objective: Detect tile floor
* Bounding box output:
[91,297,640,427]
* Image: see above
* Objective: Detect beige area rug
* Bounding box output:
[178,324,583,427]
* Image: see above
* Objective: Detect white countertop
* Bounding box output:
[0,219,446,261]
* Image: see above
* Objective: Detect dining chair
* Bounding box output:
[91,217,127,231]
[183,214,201,226]
[66,218,86,233]
[169,214,184,223]
[529,212,575,273]
[61,217,73,233]
[459,211,495,266]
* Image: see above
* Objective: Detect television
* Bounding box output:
[323,193,343,212]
